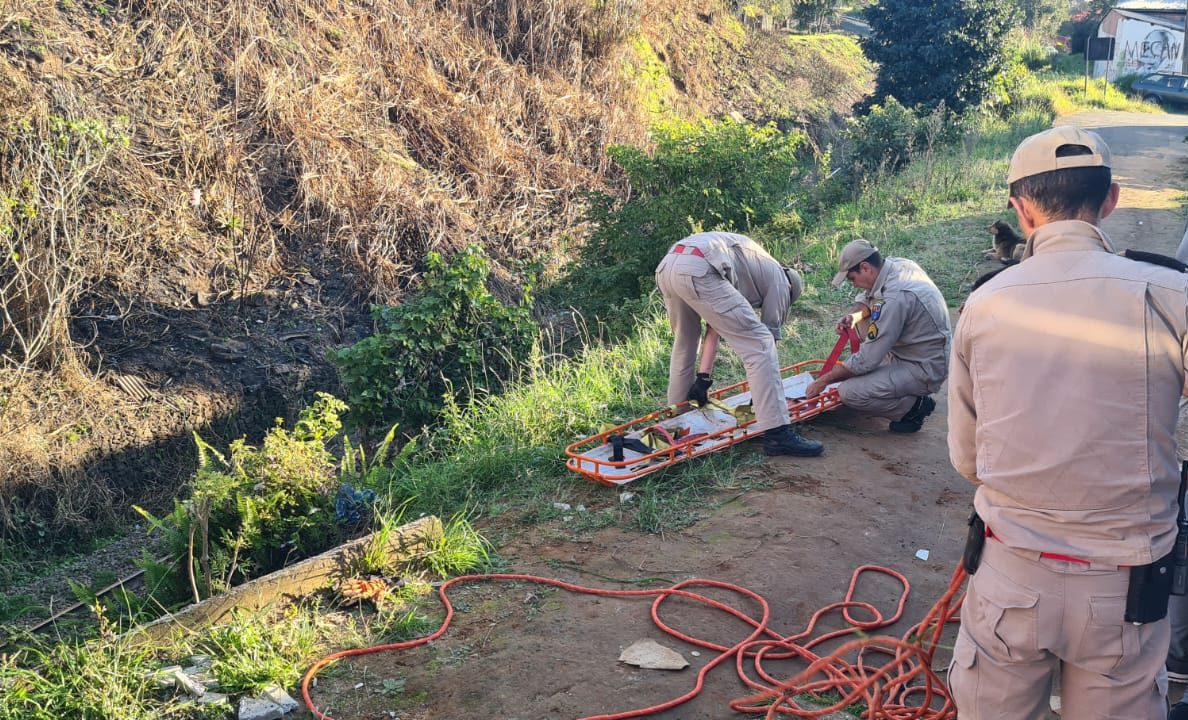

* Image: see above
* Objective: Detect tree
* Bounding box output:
[863,0,1020,112]
[1012,0,1066,34]
[792,0,841,32]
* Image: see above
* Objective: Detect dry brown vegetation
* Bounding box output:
[0,0,871,547]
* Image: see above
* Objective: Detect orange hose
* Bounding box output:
[301,565,968,720]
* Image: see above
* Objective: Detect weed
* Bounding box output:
[0,633,159,720]
[350,509,399,577]
[429,643,473,671]
[416,515,490,579]
[0,594,42,623]
[381,677,407,696]
[792,689,868,717]
[197,607,320,694]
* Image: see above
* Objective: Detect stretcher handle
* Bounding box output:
[820,327,860,374]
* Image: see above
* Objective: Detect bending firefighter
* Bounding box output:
[804,239,951,433]
[654,232,823,457]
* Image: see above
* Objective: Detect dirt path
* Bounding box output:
[1059,110,1188,257]
[295,111,1188,720]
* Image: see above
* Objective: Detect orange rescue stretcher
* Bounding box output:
[565,329,860,487]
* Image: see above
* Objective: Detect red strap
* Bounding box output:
[986,526,1090,565]
[820,327,860,374]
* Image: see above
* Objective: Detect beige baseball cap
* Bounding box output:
[1007,125,1111,185]
[831,239,878,289]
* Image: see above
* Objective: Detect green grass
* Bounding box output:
[1012,68,1160,117]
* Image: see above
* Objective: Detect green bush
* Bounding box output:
[138,394,351,603]
[1115,73,1140,94]
[333,245,536,432]
[555,117,808,328]
[844,98,962,178]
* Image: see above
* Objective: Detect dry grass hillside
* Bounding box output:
[0,0,871,547]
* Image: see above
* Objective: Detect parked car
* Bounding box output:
[1132,71,1188,108]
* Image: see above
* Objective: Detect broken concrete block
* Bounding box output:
[187,654,213,670]
[618,639,689,670]
[196,691,230,707]
[238,696,283,720]
[171,668,206,698]
[259,685,299,713]
[148,665,183,689]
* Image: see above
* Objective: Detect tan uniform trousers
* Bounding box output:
[949,539,1169,720]
[836,354,929,420]
[656,258,789,432]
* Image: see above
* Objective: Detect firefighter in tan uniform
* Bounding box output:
[804,239,951,433]
[654,231,823,456]
[948,126,1188,720]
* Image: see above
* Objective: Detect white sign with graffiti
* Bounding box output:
[1098,14,1184,80]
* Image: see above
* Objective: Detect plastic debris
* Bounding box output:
[335,482,377,524]
[338,577,389,606]
[915,549,930,561]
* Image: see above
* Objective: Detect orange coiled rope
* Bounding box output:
[301,565,968,720]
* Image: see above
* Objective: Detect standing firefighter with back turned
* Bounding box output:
[948,126,1188,719]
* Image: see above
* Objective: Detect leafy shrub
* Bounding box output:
[333,245,536,432]
[1115,73,1140,94]
[556,117,808,327]
[986,57,1034,111]
[138,394,352,603]
[844,98,963,178]
[1017,42,1056,71]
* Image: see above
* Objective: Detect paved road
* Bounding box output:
[1060,111,1188,258]
[836,14,871,39]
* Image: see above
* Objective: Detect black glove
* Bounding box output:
[687,373,713,408]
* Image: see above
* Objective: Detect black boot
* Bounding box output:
[889,395,936,433]
[762,423,824,457]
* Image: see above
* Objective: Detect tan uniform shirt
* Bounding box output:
[949,220,1188,566]
[677,232,791,339]
[844,257,951,381]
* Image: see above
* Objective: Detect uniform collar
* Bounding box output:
[869,257,896,296]
[1021,219,1115,260]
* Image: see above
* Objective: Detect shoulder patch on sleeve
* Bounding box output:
[867,322,879,340]
[870,300,885,320]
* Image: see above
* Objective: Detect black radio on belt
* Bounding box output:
[962,507,986,575]
[1124,461,1188,624]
